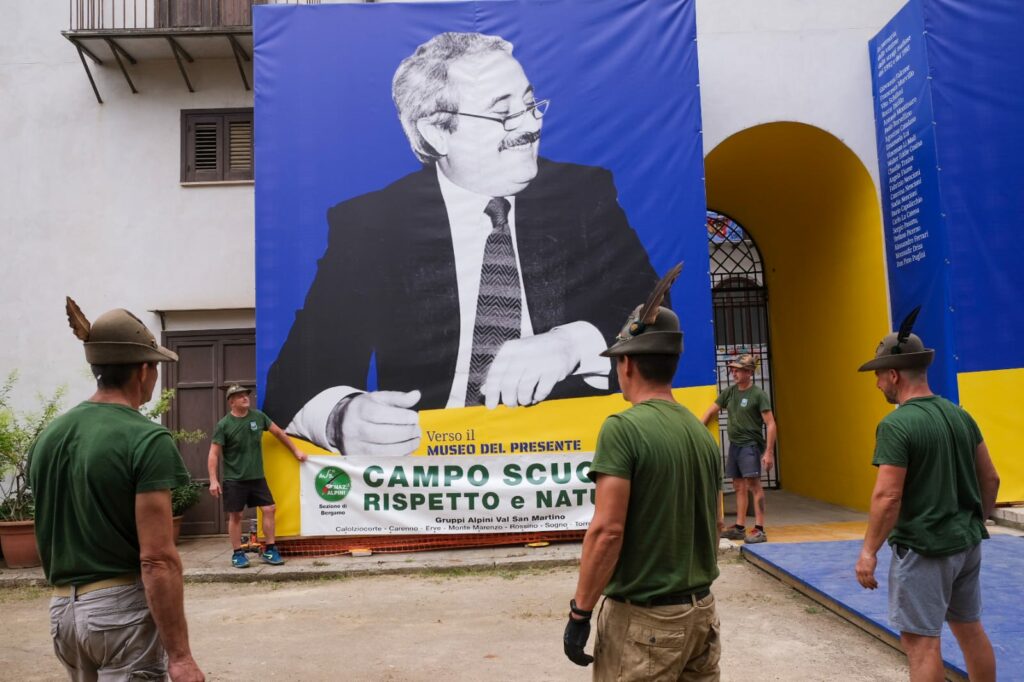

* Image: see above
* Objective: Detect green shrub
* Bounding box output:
[0,372,65,521]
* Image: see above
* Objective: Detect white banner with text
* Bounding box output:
[299,454,596,536]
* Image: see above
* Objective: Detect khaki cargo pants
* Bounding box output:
[49,581,166,681]
[593,594,721,681]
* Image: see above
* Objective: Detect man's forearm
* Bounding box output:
[573,526,624,611]
[700,405,718,427]
[140,553,194,664]
[862,491,901,555]
[207,452,219,485]
[980,475,999,521]
[765,422,777,453]
[272,427,303,457]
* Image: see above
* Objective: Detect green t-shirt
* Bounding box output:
[872,395,988,556]
[212,408,272,481]
[715,383,771,448]
[589,400,722,602]
[27,402,190,586]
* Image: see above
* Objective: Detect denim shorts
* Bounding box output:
[888,542,983,636]
[725,442,761,479]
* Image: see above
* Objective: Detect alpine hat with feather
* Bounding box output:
[857,305,934,372]
[602,263,684,357]
[66,297,179,365]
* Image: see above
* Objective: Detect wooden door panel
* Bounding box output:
[164,328,255,536]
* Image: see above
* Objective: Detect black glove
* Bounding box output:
[563,600,594,667]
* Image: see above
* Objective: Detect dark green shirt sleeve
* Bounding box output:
[589,415,635,482]
[258,409,272,431]
[757,388,772,412]
[872,418,909,468]
[133,429,191,493]
[714,385,732,408]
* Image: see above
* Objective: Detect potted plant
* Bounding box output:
[0,372,64,568]
[170,479,203,543]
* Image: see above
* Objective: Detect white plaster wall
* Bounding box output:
[0,2,256,405]
[696,0,908,187]
[0,0,910,407]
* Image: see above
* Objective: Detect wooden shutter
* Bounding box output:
[224,114,254,181]
[181,109,254,183]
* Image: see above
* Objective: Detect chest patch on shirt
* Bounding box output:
[250,421,258,431]
[740,398,748,407]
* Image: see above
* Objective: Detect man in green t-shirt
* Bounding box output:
[701,353,776,544]
[28,299,204,681]
[855,314,1000,682]
[564,265,724,679]
[208,384,307,568]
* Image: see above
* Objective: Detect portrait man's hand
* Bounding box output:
[482,331,578,409]
[337,390,422,457]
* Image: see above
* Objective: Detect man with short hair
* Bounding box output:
[29,298,204,681]
[701,353,776,544]
[855,318,1000,682]
[208,384,307,568]
[564,270,724,680]
[265,31,659,455]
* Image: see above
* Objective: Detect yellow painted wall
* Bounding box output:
[958,368,1024,503]
[705,122,891,511]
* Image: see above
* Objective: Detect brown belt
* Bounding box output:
[53,574,139,598]
[607,588,712,608]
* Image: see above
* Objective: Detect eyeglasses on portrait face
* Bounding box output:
[436,99,550,132]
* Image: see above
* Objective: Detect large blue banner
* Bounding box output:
[921,0,1024,374]
[869,0,957,400]
[253,0,710,462]
[871,0,1024,397]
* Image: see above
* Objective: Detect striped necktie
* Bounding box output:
[465,197,521,405]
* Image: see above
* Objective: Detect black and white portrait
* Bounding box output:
[263,32,660,455]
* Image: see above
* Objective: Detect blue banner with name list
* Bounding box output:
[869,0,957,400]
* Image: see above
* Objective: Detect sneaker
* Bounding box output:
[744,528,768,544]
[721,525,746,541]
[260,546,285,566]
[231,551,250,569]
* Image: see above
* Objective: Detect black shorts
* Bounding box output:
[222,478,275,513]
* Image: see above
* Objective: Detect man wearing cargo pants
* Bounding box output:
[28,299,204,681]
[563,267,724,680]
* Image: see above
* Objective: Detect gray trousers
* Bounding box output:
[49,581,166,681]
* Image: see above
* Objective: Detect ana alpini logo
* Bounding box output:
[315,466,352,502]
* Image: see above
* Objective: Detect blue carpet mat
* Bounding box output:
[743,535,1024,680]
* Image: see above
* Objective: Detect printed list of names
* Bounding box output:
[875,30,930,269]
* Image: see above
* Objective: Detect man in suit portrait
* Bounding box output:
[264,31,659,456]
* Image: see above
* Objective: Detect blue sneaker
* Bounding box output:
[231,550,250,569]
[261,545,285,566]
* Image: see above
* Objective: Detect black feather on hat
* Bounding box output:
[857,305,934,372]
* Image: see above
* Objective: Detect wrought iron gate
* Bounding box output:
[707,210,779,489]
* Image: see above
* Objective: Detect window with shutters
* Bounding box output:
[181,108,254,183]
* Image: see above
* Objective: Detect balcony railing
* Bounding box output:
[68,0,327,32]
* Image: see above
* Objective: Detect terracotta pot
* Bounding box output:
[0,519,41,569]
[172,515,183,544]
